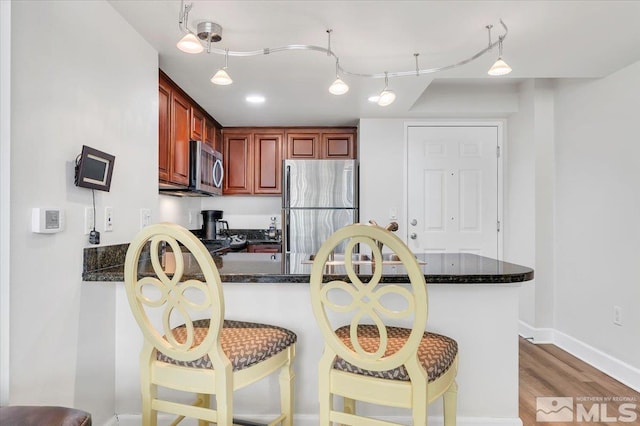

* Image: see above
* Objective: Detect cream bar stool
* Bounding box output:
[124,223,296,426]
[310,223,458,425]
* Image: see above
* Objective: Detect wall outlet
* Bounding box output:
[104,206,113,232]
[613,305,623,326]
[140,208,151,230]
[84,206,94,235]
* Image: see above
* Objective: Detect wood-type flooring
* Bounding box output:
[519,337,640,425]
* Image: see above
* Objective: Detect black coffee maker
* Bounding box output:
[201,210,228,240]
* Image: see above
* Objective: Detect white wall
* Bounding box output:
[506,80,556,329]
[553,61,640,370]
[10,1,158,422]
[201,195,281,230]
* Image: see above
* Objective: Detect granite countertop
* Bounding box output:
[83,244,534,284]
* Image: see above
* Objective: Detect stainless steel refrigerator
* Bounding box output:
[282,159,358,254]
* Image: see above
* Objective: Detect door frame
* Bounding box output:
[0,0,11,405]
[403,120,505,260]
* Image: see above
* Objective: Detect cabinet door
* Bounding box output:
[254,132,283,194]
[322,131,356,159]
[204,119,215,149]
[191,107,204,141]
[286,132,320,158]
[170,91,191,185]
[223,132,252,194]
[158,79,171,182]
[247,244,281,253]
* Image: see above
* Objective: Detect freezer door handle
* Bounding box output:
[283,165,291,209]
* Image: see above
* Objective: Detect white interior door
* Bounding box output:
[407,125,500,257]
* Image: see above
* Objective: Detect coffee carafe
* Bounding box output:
[201,210,223,240]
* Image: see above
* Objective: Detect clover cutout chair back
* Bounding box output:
[310,223,458,425]
[124,223,296,426]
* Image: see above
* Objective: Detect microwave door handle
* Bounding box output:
[213,159,224,188]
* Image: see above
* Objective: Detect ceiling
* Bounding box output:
[109,1,640,127]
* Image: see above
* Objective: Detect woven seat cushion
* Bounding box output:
[157,319,296,371]
[333,324,457,382]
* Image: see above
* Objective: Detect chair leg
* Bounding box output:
[443,381,458,426]
[198,394,211,426]
[341,397,355,426]
[279,346,295,426]
[140,377,157,426]
[215,365,234,426]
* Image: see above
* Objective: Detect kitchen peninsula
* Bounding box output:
[83,245,532,425]
[83,244,533,426]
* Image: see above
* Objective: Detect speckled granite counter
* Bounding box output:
[82,244,533,284]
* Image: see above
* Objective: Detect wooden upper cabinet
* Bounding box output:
[170,91,191,185]
[322,131,356,159]
[286,132,319,159]
[285,128,357,159]
[223,132,252,195]
[253,132,283,194]
[191,108,205,141]
[204,119,215,149]
[158,78,171,182]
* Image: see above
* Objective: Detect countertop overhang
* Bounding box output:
[83,249,534,284]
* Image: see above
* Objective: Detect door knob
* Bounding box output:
[410,233,417,240]
[410,219,417,226]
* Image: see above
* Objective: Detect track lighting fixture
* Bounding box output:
[176,1,512,105]
[377,73,396,107]
[211,49,233,85]
[329,58,349,95]
[487,23,512,76]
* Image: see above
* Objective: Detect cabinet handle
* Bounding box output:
[410,233,417,240]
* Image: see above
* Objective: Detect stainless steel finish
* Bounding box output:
[158,140,223,197]
[410,219,417,226]
[284,160,357,209]
[197,21,222,43]
[282,159,358,254]
[286,208,356,254]
[410,233,417,239]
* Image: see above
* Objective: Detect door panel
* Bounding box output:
[285,208,356,254]
[407,126,499,257]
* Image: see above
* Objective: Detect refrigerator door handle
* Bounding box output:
[284,210,290,253]
[284,165,291,208]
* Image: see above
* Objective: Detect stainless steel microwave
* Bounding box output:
[159,140,223,197]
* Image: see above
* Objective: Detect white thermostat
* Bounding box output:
[32,208,65,234]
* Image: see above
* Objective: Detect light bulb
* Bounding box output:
[488,58,512,76]
[329,77,349,95]
[377,89,396,106]
[176,33,204,54]
[211,68,233,85]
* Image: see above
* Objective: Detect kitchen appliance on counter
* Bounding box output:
[282,159,358,254]
[201,210,228,240]
[159,140,223,197]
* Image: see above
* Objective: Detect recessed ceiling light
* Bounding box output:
[246,95,265,104]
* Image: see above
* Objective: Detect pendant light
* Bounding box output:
[329,58,349,95]
[177,32,204,54]
[377,72,396,106]
[487,25,512,76]
[211,49,233,85]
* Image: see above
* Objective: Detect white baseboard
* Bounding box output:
[519,321,640,392]
[108,414,522,426]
